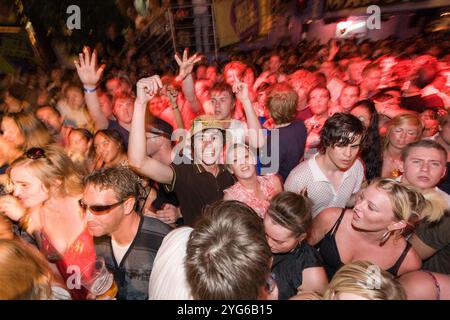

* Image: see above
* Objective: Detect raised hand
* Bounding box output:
[74,46,105,88]
[232,72,249,103]
[166,86,179,105]
[328,38,339,61]
[135,75,163,105]
[174,48,202,81]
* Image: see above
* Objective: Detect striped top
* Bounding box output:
[94,215,172,300]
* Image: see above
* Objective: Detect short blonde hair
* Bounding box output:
[323,261,406,300]
[8,145,83,198]
[384,114,423,151]
[266,82,298,125]
[0,239,54,299]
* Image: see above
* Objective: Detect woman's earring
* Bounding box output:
[379,230,392,246]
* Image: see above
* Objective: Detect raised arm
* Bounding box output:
[175,49,203,114]
[128,76,174,185]
[167,86,185,131]
[74,47,109,130]
[232,73,265,149]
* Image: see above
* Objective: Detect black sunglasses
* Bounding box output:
[79,198,127,215]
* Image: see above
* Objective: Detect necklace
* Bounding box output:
[386,149,402,177]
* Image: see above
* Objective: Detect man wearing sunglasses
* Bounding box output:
[81,166,172,300]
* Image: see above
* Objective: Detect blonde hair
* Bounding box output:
[2,112,53,151]
[0,239,54,299]
[266,82,298,125]
[323,261,406,300]
[8,145,83,198]
[383,114,423,151]
[372,179,444,235]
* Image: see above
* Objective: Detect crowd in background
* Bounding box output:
[0,28,449,300]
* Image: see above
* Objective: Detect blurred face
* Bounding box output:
[339,86,359,112]
[350,105,371,129]
[1,117,25,148]
[393,59,413,80]
[289,80,307,107]
[348,61,365,83]
[83,184,124,237]
[66,87,84,110]
[106,78,120,97]
[269,55,281,74]
[400,147,446,189]
[420,110,439,137]
[352,184,396,232]
[196,66,206,80]
[263,215,301,254]
[98,94,113,119]
[113,97,134,124]
[149,96,168,116]
[363,69,381,91]
[193,129,224,165]
[94,134,122,165]
[10,165,49,208]
[68,131,90,155]
[388,123,420,150]
[439,120,450,145]
[206,66,217,83]
[114,80,132,98]
[227,146,256,180]
[36,107,63,134]
[309,88,330,116]
[211,90,234,120]
[326,135,362,170]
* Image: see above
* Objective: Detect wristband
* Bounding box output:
[83,86,97,93]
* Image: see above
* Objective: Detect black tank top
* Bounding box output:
[317,208,412,280]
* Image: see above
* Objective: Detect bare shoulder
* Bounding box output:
[398,245,422,276]
[314,207,346,228]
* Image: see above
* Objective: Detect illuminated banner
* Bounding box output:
[214,0,272,47]
[325,0,425,11]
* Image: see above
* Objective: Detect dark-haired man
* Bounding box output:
[285,113,365,217]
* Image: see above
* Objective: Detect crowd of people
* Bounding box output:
[0,30,449,300]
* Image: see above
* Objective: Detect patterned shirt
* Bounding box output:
[284,153,364,217]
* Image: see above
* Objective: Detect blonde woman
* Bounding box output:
[323,261,406,300]
[381,114,423,178]
[1,112,53,152]
[0,146,96,299]
[0,239,71,300]
[308,179,443,280]
[224,143,282,219]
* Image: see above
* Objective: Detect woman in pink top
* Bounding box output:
[224,144,282,218]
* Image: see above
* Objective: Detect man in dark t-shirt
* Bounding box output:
[260,83,307,181]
